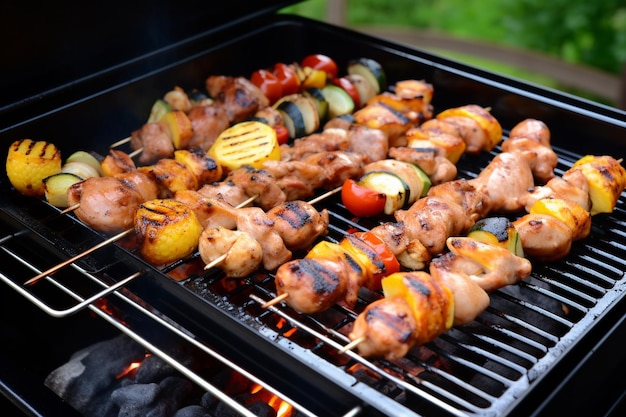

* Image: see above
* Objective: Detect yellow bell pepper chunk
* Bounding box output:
[570,155,626,215]
[530,197,591,241]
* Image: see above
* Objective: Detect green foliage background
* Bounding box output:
[282,0,626,75]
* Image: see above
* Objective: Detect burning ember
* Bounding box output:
[44,334,295,416]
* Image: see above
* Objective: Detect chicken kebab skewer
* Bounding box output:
[261,117,626,360]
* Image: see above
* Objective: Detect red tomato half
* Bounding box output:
[301,54,339,79]
[250,69,282,104]
[273,63,300,96]
[341,178,386,217]
[333,77,360,109]
[273,125,290,145]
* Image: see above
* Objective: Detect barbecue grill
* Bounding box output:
[2,2,626,416]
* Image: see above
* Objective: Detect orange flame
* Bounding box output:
[116,353,150,379]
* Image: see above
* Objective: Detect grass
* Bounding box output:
[280,0,616,106]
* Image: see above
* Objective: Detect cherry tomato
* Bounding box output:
[273,63,300,96]
[250,69,282,104]
[333,77,360,108]
[352,231,401,281]
[301,54,338,79]
[341,178,386,217]
[273,125,290,145]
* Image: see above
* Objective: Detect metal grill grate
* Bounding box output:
[1,139,625,417]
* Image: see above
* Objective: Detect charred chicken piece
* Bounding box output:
[394,196,472,256]
[266,201,330,252]
[225,165,286,211]
[186,104,230,151]
[205,75,269,123]
[275,257,349,314]
[235,207,292,271]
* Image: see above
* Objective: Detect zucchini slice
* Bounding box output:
[363,159,423,205]
[347,58,387,93]
[468,217,524,257]
[276,101,306,139]
[321,84,355,118]
[43,172,83,208]
[358,170,410,215]
[275,94,320,138]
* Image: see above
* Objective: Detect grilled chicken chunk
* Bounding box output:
[266,201,329,252]
[275,257,349,314]
[349,296,417,360]
[426,178,492,223]
[501,137,558,183]
[446,237,532,292]
[469,152,534,213]
[513,213,573,262]
[520,169,591,212]
[130,121,174,165]
[395,196,472,256]
[197,181,251,207]
[225,166,286,210]
[205,75,269,123]
[114,171,159,203]
[236,207,292,271]
[301,151,367,190]
[198,226,263,278]
[429,253,490,326]
[186,104,230,151]
[67,176,144,233]
[173,189,239,229]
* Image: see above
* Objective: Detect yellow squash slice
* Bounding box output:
[208,121,280,172]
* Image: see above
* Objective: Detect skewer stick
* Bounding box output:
[261,292,289,308]
[60,203,81,215]
[204,253,227,270]
[128,147,143,158]
[110,136,132,148]
[337,336,366,355]
[24,228,135,286]
[307,186,342,205]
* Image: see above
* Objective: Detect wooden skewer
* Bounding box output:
[128,147,143,159]
[32,181,335,286]
[337,336,366,355]
[307,185,342,205]
[204,253,227,270]
[261,292,289,308]
[24,228,135,286]
[110,136,132,148]
[60,203,81,215]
